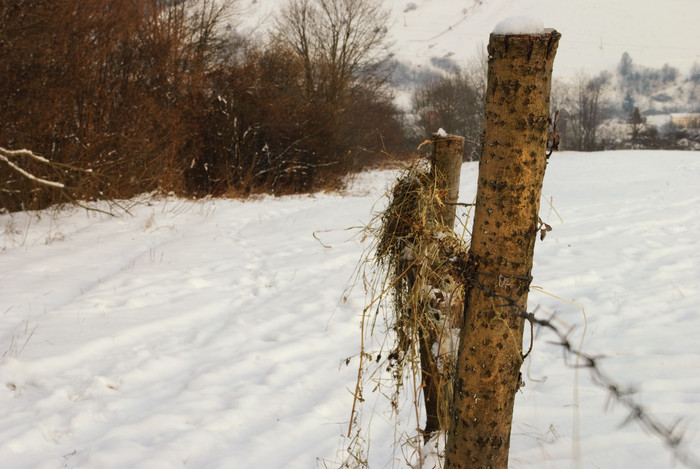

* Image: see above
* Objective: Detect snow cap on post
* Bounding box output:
[492,15,545,35]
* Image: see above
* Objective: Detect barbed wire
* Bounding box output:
[467,276,700,469]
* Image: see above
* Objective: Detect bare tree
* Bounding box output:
[183,0,239,66]
[257,0,401,190]
[0,0,239,210]
[572,76,607,151]
[628,106,646,142]
[554,74,609,151]
[274,0,392,102]
[412,70,484,160]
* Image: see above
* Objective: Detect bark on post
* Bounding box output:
[420,133,464,441]
[445,30,561,468]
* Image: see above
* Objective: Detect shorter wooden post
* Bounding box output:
[420,132,465,441]
[431,133,465,229]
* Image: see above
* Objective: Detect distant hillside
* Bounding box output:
[241,0,700,78]
[597,52,700,115]
[564,53,700,150]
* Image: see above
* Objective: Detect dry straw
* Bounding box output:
[341,158,471,467]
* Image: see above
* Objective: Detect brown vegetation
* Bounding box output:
[411,68,486,161]
[0,0,404,212]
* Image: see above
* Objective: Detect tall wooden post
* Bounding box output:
[445,30,561,468]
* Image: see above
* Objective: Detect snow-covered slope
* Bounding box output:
[241,0,700,77]
[388,0,700,76]
[2,151,699,467]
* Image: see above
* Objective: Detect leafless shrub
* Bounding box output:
[412,72,484,161]
[552,73,612,151]
[0,0,237,211]
[1,0,405,210]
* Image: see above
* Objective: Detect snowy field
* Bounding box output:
[1,150,699,468]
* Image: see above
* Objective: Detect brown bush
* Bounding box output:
[0,0,405,211]
[193,41,405,196]
[0,0,223,211]
[412,71,485,161]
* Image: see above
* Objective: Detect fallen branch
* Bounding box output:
[0,147,66,188]
[0,146,124,216]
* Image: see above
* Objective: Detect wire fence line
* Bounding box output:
[463,272,700,469]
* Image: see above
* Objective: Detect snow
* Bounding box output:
[242,0,700,77]
[2,150,700,468]
[492,16,545,35]
[436,128,447,137]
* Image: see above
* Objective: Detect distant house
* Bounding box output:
[670,113,700,129]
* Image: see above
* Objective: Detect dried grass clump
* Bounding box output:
[341,158,471,468]
[374,160,469,434]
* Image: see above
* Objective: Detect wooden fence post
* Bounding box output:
[431,133,464,229]
[420,133,465,441]
[444,29,561,468]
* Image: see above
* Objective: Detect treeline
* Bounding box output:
[6,1,696,213]
[552,52,700,152]
[0,0,405,212]
[401,52,487,162]
[409,50,700,154]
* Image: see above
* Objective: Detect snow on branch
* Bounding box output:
[0,147,65,188]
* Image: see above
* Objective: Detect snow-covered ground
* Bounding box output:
[1,150,699,468]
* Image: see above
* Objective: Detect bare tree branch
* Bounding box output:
[275,0,391,100]
[0,147,66,189]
